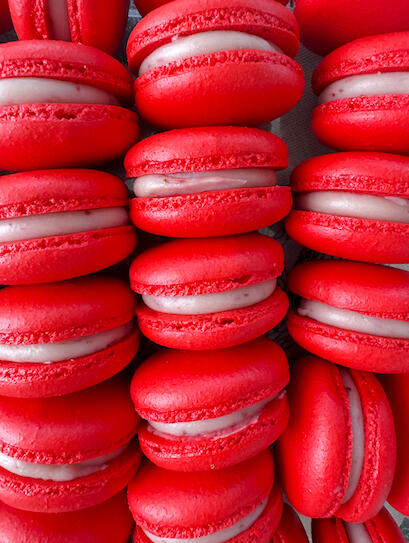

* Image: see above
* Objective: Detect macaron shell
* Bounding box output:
[136,287,289,350]
[272,504,309,543]
[366,508,406,543]
[0,491,134,543]
[311,517,353,543]
[133,0,288,17]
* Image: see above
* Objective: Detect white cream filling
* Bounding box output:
[298,299,409,339]
[142,279,276,315]
[148,396,274,437]
[319,71,409,104]
[344,522,373,543]
[0,77,119,106]
[132,168,278,198]
[339,368,365,504]
[139,30,284,75]
[0,321,134,363]
[142,498,268,543]
[0,443,128,482]
[295,192,409,224]
[48,0,71,41]
[0,207,129,243]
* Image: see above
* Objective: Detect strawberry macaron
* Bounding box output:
[287,260,409,373]
[126,127,292,238]
[131,337,289,471]
[312,32,409,154]
[130,233,288,350]
[128,450,283,543]
[9,0,129,55]
[276,356,396,522]
[272,505,309,543]
[0,276,139,398]
[312,507,405,543]
[127,0,304,128]
[134,0,288,17]
[286,152,409,263]
[0,40,139,171]
[0,490,134,542]
[0,169,137,284]
[0,376,141,513]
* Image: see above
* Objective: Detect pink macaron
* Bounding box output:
[9,0,129,55]
[287,260,409,373]
[128,450,283,543]
[0,376,141,513]
[130,233,288,350]
[125,127,292,237]
[0,276,139,398]
[312,32,409,154]
[0,40,139,171]
[286,152,409,263]
[312,507,405,543]
[272,505,309,543]
[126,0,304,128]
[131,337,289,471]
[0,490,134,542]
[276,355,396,522]
[0,169,137,284]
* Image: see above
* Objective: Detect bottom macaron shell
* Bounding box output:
[0,104,139,170]
[130,186,292,237]
[136,287,289,350]
[0,329,139,398]
[287,311,409,373]
[286,211,409,263]
[0,441,141,513]
[138,393,289,471]
[133,482,283,543]
[0,226,137,284]
[312,96,409,154]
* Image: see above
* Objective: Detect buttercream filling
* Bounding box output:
[148,396,276,437]
[0,77,120,106]
[319,71,409,104]
[139,30,284,75]
[295,192,409,224]
[298,299,409,339]
[142,279,277,315]
[339,368,365,504]
[142,498,268,543]
[344,521,372,543]
[0,443,128,482]
[48,0,71,41]
[0,207,129,243]
[0,321,134,363]
[132,168,278,198]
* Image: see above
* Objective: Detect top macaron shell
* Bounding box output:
[9,0,129,55]
[0,40,139,171]
[0,169,137,284]
[312,32,409,154]
[127,0,304,127]
[126,127,291,237]
[134,0,288,16]
[286,152,409,263]
[130,233,288,350]
[287,260,409,373]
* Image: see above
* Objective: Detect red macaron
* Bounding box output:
[130,233,288,350]
[312,32,409,154]
[134,0,288,17]
[0,376,141,513]
[131,337,289,471]
[0,276,139,398]
[287,260,409,373]
[0,169,137,284]
[272,505,309,543]
[0,490,134,542]
[276,355,396,522]
[294,0,409,56]
[286,152,409,263]
[312,507,405,543]
[0,40,139,171]
[128,450,283,543]
[127,0,304,128]
[126,127,291,237]
[9,0,129,55]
